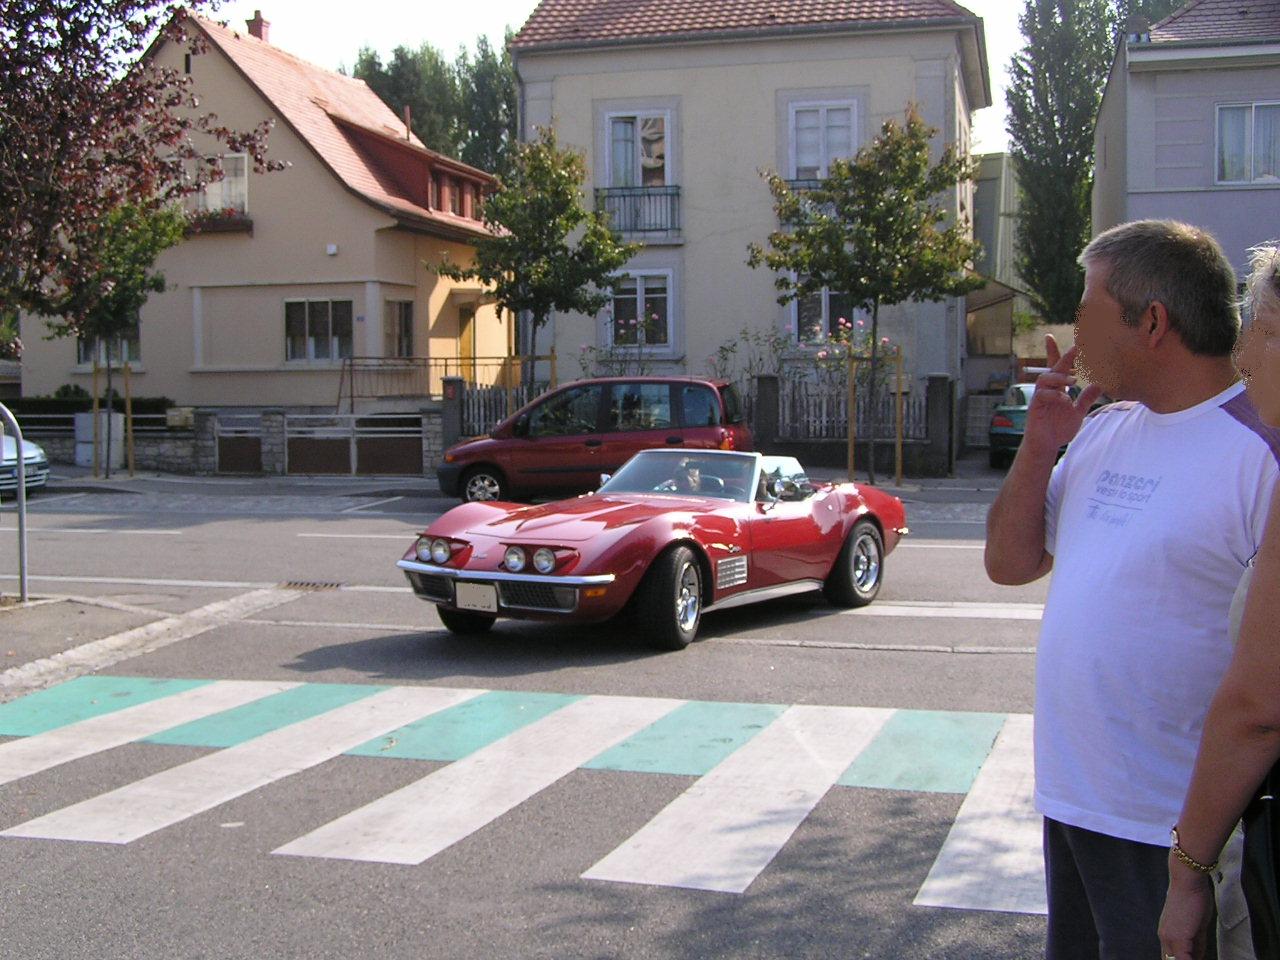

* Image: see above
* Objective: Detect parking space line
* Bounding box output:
[0,527,182,535]
[339,496,405,514]
[296,533,415,540]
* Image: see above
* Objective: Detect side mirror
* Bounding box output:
[513,415,529,438]
[769,478,800,501]
[598,473,612,489]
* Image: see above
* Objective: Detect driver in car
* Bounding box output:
[655,459,702,493]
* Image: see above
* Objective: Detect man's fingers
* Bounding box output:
[1034,371,1078,391]
[1045,333,1060,368]
[1050,343,1078,375]
[1075,383,1104,412]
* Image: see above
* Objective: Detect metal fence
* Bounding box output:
[284,413,423,475]
[594,186,681,234]
[778,380,926,441]
[215,413,264,474]
[16,412,187,438]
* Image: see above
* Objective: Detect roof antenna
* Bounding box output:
[403,104,412,141]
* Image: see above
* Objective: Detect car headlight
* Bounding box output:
[415,537,433,562]
[532,548,557,574]
[503,546,526,572]
[429,538,452,564]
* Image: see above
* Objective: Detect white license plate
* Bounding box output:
[455,581,498,614]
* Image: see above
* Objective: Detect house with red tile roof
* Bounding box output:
[20,11,509,412]
[510,0,991,396]
[1092,0,1280,275]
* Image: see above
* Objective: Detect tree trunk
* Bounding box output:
[866,300,880,485]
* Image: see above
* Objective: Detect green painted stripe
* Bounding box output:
[583,700,787,776]
[837,709,1006,794]
[143,683,386,748]
[0,676,212,737]
[346,690,580,761]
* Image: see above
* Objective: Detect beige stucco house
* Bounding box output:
[20,12,508,410]
[1092,1,1280,280]
[509,0,991,394]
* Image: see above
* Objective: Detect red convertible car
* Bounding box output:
[398,450,907,650]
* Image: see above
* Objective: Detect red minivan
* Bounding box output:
[437,377,753,502]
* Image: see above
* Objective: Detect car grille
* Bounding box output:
[411,573,453,603]
[498,581,577,612]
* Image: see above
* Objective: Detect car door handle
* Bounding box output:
[584,439,602,448]
[665,436,683,444]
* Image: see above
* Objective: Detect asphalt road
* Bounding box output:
[0,467,1048,960]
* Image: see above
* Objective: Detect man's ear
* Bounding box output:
[1146,302,1172,346]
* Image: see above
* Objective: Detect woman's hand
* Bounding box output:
[1158,864,1215,960]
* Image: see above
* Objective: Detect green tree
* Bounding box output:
[353,44,462,156]
[435,127,638,354]
[1006,0,1181,327]
[748,105,982,484]
[51,204,187,477]
[456,34,518,176]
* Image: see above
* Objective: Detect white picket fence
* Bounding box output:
[778,381,925,441]
[462,382,552,436]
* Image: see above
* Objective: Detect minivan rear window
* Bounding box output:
[719,383,745,424]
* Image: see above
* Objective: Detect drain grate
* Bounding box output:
[278,580,343,591]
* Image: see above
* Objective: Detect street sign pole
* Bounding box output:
[0,402,28,601]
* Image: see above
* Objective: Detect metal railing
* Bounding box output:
[594,185,681,234]
[0,402,29,600]
[337,355,553,412]
[14,412,190,438]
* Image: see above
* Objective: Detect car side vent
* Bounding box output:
[716,556,748,590]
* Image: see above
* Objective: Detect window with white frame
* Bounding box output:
[384,300,413,357]
[609,272,671,349]
[194,153,249,214]
[77,327,141,365]
[1218,102,1280,184]
[607,113,669,188]
[285,299,353,361]
[794,286,857,342]
[790,102,856,180]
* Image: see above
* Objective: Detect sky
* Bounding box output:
[211,0,1022,152]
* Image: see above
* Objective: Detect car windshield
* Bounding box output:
[598,450,757,502]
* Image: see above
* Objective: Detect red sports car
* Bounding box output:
[398,449,908,650]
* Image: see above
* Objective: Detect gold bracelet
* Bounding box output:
[1170,826,1219,875]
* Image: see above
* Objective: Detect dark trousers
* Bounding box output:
[1044,817,1219,960]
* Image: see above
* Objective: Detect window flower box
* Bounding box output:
[186,206,253,235]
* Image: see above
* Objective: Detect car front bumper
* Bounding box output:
[0,460,49,493]
[436,462,463,497]
[397,559,618,620]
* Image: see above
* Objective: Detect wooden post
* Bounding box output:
[894,349,905,487]
[846,351,858,481]
[124,362,135,477]
[91,360,101,478]
[549,346,558,389]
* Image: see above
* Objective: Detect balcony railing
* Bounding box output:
[595,185,681,236]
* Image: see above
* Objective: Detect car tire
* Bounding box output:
[823,519,884,608]
[988,448,1005,469]
[634,545,702,651]
[460,465,507,503]
[437,606,496,635]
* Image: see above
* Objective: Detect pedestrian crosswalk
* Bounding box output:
[0,675,1044,912]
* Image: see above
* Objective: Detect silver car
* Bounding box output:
[0,435,50,495]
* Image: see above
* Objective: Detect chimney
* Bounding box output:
[1125,15,1150,42]
[246,10,270,42]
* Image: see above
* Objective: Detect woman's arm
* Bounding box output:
[1159,481,1280,959]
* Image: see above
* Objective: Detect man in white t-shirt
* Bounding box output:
[986,220,1280,960]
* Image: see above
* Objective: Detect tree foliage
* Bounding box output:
[351,34,517,175]
[1007,0,1183,326]
[0,0,281,333]
[748,105,982,482]
[435,127,638,339]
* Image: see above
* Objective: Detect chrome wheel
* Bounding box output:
[853,532,881,592]
[463,470,503,502]
[675,561,701,632]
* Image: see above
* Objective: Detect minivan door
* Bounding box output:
[598,382,681,473]
[503,383,606,495]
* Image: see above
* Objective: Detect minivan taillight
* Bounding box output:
[719,429,735,450]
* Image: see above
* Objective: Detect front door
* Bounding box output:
[502,383,605,495]
[458,306,476,383]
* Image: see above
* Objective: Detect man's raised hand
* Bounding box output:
[1021,334,1104,458]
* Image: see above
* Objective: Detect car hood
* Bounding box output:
[1,436,45,463]
[466,494,730,542]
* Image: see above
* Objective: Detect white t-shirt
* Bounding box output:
[1036,381,1280,845]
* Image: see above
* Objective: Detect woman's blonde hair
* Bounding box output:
[1246,243,1280,320]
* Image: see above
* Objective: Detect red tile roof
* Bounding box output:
[1149,0,1280,43]
[511,0,980,50]
[188,16,493,240]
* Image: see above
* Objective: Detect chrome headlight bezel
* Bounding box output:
[532,547,557,574]
[503,546,527,573]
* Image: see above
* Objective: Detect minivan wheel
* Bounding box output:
[461,466,507,503]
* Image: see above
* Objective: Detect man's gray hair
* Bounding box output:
[1246,242,1280,320]
[1078,220,1239,356]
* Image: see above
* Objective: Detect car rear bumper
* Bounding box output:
[988,432,1022,453]
[436,462,463,497]
[397,559,619,620]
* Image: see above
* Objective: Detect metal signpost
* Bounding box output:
[0,402,28,601]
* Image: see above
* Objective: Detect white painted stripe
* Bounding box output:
[897,543,985,550]
[0,588,303,696]
[0,680,295,786]
[2,686,482,845]
[0,527,182,535]
[712,636,1037,655]
[842,602,1043,621]
[914,714,1045,915]
[584,704,894,893]
[275,694,683,865]
[296,532,416,540]
[0,493,85,507]
[0,574,406,594]
[339,496,404,513]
